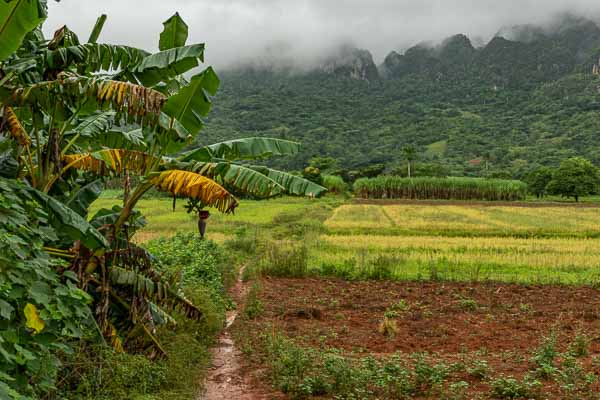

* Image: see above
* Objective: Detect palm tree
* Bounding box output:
[402,145,417,178]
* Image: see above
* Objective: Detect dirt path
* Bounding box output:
[198,266,274,400]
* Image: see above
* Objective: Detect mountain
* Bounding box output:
[200,16,600,178]
[321,46,380,82]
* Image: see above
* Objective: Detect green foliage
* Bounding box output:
[322,175,346,194]
[302,166,323,185]
[200,20,600,176]
[258,243,309,278]
[159,12,188,51]
[524,166,554,198]
[0,180,91,399]
[0,0,47,61]
[489,375,542,399]
[259,332,459,399]
[59,348,168,400]
[146,233,234,312]
[546,157,600,201]
[354,176,528,201]
[244,282,264,320]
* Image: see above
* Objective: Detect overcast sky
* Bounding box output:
[44,1,600,68]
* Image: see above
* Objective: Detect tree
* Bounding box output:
[302,166,323,185]
[546,157,600,202]
[524,166,554,198]
[402,145,417,178]
[309,156,338,174]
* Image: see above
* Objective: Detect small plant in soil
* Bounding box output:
[467,359,491,380]
[389,299,410,312]
[489,375,542,399]
[411,354,449,393]
[384,309,401,319]
[530,333,558,379]
[457,297,479,311]
[446,381,470,400]
[568,332,590,357]
[556,355,597,397]
[519,303,531,312]
[244,282,264,320]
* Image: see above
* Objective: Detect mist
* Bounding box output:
[44,1,600,70]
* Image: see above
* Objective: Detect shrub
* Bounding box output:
[354,176,528,201]
[146,233,234,312]
[244,282,264,320]
[0,181,92,399]
[259,243,309,278]
[322,175,347,194]
[489,375,542,399]
[530,334,558,378]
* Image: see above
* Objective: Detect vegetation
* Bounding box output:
[0,2,323,398]
[322,175,347,194]
[353,176,528,201]
[201,17,600,178]
[525,166,554,198]
[546,157,600,201]
[55,234,231,399]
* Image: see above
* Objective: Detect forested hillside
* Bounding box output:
[200,15,600,178]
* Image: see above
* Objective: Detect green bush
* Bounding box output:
[0,181,92,399]
[259,243,309,278]
[57,233,231,400]
[146,233,234,312]
[58,347,168,400]
[354,176,528,201]
[259,332,459,399]
[322,175,347,194]
[489,375,542,399]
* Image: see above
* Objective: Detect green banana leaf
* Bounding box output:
[213,162,285,198]
[160,67,219,135]
[179,137,301,162]
[159,12,188,51]
[251,166,328,197]
[0,0,47,61]
[31,189,109,250]
[65,179,103,218]
[87,14,107,44]
[134,44,205,86]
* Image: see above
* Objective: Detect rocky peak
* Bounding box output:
[437,34,476,64]
[321,46,380,82]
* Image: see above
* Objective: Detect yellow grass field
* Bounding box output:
[326,204,600,237]
[312,203,600,283]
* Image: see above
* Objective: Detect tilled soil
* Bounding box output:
[253,277,600,396]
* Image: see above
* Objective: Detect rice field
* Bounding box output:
[311,234,600,283]
[315,203,600,284]
[95,193,600,284]
[326,204,600,237]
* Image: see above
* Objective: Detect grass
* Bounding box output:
[309,234,600,284]
[91,195,328,243]
[95,193,600,285]
[326,204,600,237]
[353,176,528,201]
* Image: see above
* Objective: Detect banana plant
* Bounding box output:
[0,4,326,357]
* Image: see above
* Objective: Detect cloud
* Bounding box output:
[44,0,600,69]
